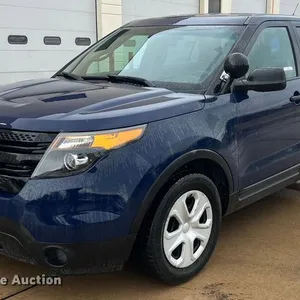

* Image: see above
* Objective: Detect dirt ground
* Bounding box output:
[0,187,300,300]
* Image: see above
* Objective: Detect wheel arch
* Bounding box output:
[130,149,234,234]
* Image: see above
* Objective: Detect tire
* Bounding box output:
[141,173,222,285]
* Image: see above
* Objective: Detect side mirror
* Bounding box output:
[224,53,249,79]
[233,68,287,92]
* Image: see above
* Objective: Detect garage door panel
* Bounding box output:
[0,51,79,73]
[0,0,95,13]
[0,0,96,84]
[0,6,95,32]
[0,29,94,51]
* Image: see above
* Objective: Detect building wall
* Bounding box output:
[96,0,290,39]
[0,0,96,84]
[280,0,300,14]
[122,0,199,24]
[97,0,122,37]
[231,0,267,13]
[97,0,200,38]
[0,0,298,84]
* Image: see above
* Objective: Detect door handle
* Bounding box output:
[290,95,300,103]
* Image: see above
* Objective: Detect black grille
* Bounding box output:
[0,131,36,142]
[0,129,56,194]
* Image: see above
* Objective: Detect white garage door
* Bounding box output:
[122,0,199,24]
[231,0,267,13]
[281,0,300,15]
[0,0,96,84]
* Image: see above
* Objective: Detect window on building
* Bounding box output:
[8,35,28,45]
[247,27,296,79]
[44,36,61,45]
[209,0,221,13]
[75,37,91,46]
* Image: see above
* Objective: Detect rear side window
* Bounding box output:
[247,27,297,79]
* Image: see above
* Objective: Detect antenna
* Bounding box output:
[293,3,299,15]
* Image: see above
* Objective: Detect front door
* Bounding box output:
[234,22,300,190]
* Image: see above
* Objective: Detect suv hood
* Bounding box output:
[0,78,205,132]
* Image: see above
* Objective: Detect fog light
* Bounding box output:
[64,153,89,170]
[56,249,68,265]
[44,247,68,267]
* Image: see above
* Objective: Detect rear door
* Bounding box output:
[234,21,300,191]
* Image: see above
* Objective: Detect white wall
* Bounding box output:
[280,0,300,15]
[97,0,122,37]
[231,0,267,13]
[122,0,199,24]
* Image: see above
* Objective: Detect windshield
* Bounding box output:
[63,25,243,93]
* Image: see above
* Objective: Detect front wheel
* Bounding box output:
[142,174,222,285]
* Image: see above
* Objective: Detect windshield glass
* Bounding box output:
[63,25,243,92]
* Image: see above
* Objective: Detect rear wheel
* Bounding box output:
[141,174,222,285]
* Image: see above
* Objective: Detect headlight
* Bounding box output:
[31,125,146,179]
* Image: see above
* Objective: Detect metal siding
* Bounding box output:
[0,0,96,84]
[122,0,199,24]
[231,0,267,13]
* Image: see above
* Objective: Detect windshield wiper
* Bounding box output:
[55,71,83,81]
[81,74,154,87]
[108,75,155,87]
[81,75,110,81]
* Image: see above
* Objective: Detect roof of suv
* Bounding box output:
[126,13,300,27]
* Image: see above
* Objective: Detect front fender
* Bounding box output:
[130,148,234,234]
[129,108,238,233]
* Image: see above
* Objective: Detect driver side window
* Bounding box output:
[247,27,297,79]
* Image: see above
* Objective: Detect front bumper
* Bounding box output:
[0,146,156,272]
[0,218,136,273]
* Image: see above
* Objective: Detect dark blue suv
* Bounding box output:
[0,13,299,284]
